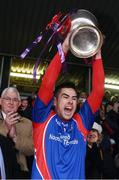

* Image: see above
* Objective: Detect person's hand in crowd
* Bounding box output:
[4,111,20,130]
[4,111,21,139]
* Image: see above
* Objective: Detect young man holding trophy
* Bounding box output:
[31,9,105,179]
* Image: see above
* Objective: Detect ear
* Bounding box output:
[53,96,57,107]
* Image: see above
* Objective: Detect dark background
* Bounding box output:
[0,0,119,96]
[0,0,119,69]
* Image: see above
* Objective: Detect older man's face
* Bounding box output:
[0,91,21,114]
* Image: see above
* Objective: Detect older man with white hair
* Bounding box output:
[0,87,34,179]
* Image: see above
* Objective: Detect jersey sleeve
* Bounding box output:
[87,58,105,113]
[38,52,62,105]
[32,52,63,123]
[79,101,95,131]
[76,58,105,132]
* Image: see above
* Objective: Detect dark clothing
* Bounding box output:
[107,109,119,153]
[85,143,116,179]
[0,134,21,179]
[107,109,119,132]
[0,111,34,179]
[86,143,103,179]
[18,107,32,120]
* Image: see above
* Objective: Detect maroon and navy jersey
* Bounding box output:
[32,52,105,179]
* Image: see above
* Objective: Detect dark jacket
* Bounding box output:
[0,134,21,179]
[0,111,34,171]
[85,143,116,179]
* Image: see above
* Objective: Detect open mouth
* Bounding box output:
[64,107,73,115]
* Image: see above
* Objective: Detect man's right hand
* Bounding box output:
[62,31,71,54]
[5,111,20,128]
[94,49,102,60]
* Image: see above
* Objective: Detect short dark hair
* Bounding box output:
[54,81,78,97]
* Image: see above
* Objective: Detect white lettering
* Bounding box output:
[49,134,78,146]
[49,134,61,142]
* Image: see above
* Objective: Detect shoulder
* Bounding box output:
[16,116,33,134]
[19,116,32,124]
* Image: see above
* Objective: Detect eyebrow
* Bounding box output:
[3,96,18,99]
[61,93,78,98]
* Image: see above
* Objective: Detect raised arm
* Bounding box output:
[87,50,105,113]
[38,33,70,105]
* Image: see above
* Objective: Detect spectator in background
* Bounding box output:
[85,122,116,179]
[78,91,87,110]
[103,90,111,105]
[111,95,119,113]
[106,101,119,153]
[18,98,32,120]
[95,102,118,155]
[0,87,34,179]
[79,91,87,100]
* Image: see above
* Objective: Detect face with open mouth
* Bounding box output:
[54,88,78,121]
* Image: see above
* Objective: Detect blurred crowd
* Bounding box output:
[79,90,119,179]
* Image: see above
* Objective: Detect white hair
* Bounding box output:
[1,87,21,100]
